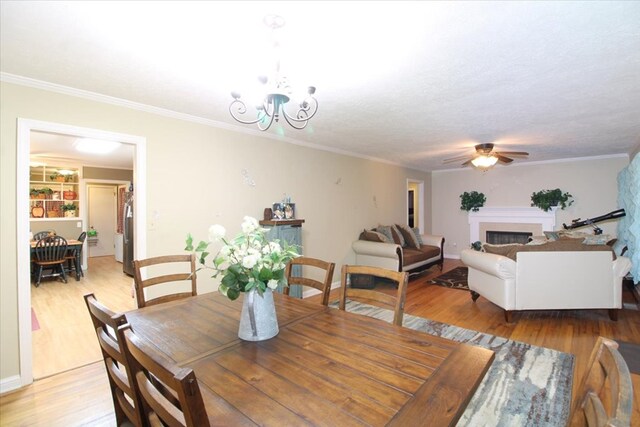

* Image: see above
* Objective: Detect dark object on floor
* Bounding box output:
[617,341,640,375]
[428,266,469,291]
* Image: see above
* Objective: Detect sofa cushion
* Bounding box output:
[359,229,390,243]
[396,224,420,249]
[402,245,440,267]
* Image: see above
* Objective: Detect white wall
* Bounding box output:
[432,156,629,257]
[0,81,431,382]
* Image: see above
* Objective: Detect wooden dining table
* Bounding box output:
[126,292,495,426]
[30,238,83,281]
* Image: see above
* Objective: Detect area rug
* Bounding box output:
[428,266,470,291]
[331,300,575,427]
[31,307,40,331]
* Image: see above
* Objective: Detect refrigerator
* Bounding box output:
[123,191,134,276]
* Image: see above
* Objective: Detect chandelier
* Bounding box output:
[229,15,318,131]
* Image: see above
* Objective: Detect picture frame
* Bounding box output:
[272,203,295,219]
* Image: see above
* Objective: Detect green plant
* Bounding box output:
[530,189,574,212]
[185,216,299,301]
[61,203,77,211]
[40,187,53,195]
[460,191,486,212]
[30,188,41,196]
[49,172,61,181]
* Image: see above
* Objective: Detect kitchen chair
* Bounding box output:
[339,265,408,326]
[33,230,54,240]
[133,254,197,308]
[569,336,633,427]
[120,325,210,427]
[33,235,68,287]
[65,231,87,279]
[84,293,144,427]
[285,256,335,306]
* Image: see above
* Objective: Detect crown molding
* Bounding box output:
[1,72,426,172]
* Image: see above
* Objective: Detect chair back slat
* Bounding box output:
[35,235,68,262]
[133,254,197,308]
[121,326,210,427]
[570,336,633,427]
[339,265,408,326]
[285,257,335,306]
[84,293,144,427]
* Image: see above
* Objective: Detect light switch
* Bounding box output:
[77,221,82,228]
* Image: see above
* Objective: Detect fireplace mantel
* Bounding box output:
[468,207,557,243]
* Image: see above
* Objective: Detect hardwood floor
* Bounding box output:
[31,256,136,379]
[2,258,638,426]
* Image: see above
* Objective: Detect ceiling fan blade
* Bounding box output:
[496,154,514,163]
[443,155,471,164]
[495,151,529,156]
[461,159,473,166]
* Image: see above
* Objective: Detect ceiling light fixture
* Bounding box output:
[471,155,499,169]
[229,15,318,131]
[74,138,121,154]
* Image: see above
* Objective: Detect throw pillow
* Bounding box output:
[375,226,395,243]
[583,234,611,245]
[543,231,561,241]
[526,236,548,246]
[362,229,390,243]
[390,225,406,247]
[483,243,523,258]
[411,227,424,245]
[396,224,420,249]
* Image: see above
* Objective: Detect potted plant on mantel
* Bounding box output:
[460,191,487,212]
[61,203,77,217]
[530,188,574,212]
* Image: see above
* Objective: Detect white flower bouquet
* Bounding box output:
[185,216,299,300]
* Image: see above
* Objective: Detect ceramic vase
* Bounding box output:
[238,288,279,341]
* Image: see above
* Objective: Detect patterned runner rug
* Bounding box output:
[428,266,470,291]
[331,300,574,426]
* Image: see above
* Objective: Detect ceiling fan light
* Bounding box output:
[471,155,498,168]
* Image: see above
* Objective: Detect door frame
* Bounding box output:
[406,179,425,233]
[16,118,147,387]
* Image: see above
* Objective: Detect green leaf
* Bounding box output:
[185,234,194,251]
[214,256,225,267]
[244,281,256,292]
[228,264,242,276]
[221,273,237,287]
[258,267,273,282]
[195,241,209,252]
[227,288,240,300]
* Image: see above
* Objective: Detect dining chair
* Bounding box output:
[33,230,54,240]
[284,256,335,306]
[133,254,197,308]
[65,231,87,279]
[339,265,409,326]
[569,336,633,427]
[120,324,210,427]
[33,235,68,287]
[83,293,144,427]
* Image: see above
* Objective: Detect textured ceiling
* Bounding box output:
[2,1,639,171]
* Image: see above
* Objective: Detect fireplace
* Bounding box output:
[468,207,557,243]
[486,230,532,245]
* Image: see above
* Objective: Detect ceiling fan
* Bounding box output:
[443,143,529,169]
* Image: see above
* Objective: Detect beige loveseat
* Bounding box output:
[352,226,444,273]
[461,245,631,322]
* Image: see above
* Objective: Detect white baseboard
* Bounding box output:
[0,375,22,395]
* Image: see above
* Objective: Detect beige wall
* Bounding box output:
[0,82,431,381]
[83,166,133,182]
[432,156,629,256]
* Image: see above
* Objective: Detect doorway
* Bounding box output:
[407,179,425,232]
[87,184,118,258]
[17,119,147,386]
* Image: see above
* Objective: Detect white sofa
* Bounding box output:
[460,248,632,322]
[352,234,444,273]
